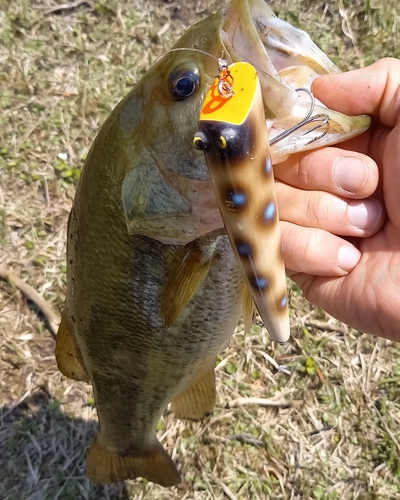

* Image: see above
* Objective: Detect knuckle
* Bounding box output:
[305,191,329,226]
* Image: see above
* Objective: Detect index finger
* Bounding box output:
[312,58,400,127]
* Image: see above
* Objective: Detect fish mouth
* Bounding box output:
[222,0,339,82]
[221,0,335,119]
[220,0,370,160]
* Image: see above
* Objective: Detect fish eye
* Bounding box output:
[169,68,200,101]
[193,132,211,152]
[218,128,242,151]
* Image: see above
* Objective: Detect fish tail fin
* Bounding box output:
[171,360,216,420]
[55,312,89,382]
[86,434,181,487]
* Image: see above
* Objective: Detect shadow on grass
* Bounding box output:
[0,386,131,500]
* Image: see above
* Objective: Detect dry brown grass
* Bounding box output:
[1,0,400,499]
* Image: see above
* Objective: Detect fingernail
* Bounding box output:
[334,157,368,193]
[338,245,361,272]
[347,200,382,230]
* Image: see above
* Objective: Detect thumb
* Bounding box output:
[312,58,400,127]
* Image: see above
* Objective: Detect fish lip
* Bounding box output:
[220,0,273,71]
[221,0,338,79]
[219,0,298,120]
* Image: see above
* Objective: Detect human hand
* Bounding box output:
[277,58,400,340]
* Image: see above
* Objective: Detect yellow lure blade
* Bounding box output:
[200,61,259,126]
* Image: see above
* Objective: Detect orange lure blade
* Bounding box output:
[193,61,290,343]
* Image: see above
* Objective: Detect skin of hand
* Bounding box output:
[276,58,400,340]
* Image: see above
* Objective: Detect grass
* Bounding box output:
[1,0,400,499]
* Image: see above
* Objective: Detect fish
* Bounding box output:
[193,61,289,342]
[55,0,371,488]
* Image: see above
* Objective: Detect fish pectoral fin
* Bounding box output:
[171,361,216,421]
[242,283,256,333]
[86,434,181,487]
[161,240,214,327]
[55,312,89,382]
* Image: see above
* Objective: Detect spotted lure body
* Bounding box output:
[193,62,290,343]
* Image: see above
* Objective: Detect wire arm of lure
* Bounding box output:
[269,87,330,147]
[217,58,235,98]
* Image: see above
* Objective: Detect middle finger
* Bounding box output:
[276,182,383,237]
[274,147,379,199]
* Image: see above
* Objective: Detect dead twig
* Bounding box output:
[304,319,348,334]
[223,434,265,447]
[36,0,94,15]
[0,266,59,339]
[228,397,291,409]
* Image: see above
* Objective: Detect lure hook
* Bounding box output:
[269,87,330,147]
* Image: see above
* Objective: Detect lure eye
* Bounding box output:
[218,128,242,152]
[193,132,211,152]
[169,68,200,101]
[218,135,227,149]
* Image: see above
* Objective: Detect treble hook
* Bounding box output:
[269,88,330,147]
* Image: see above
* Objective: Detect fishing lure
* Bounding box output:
[193,60,290,343]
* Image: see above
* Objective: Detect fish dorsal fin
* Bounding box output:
[86,434,181,486]
[171,360,216,420]
[161,241,214,327]
[55,312,89,382]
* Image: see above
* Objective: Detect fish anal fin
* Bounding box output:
[55,313,89,382]
[86,434,181,487]
[161,242,213,327]
[171,361,216,421]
